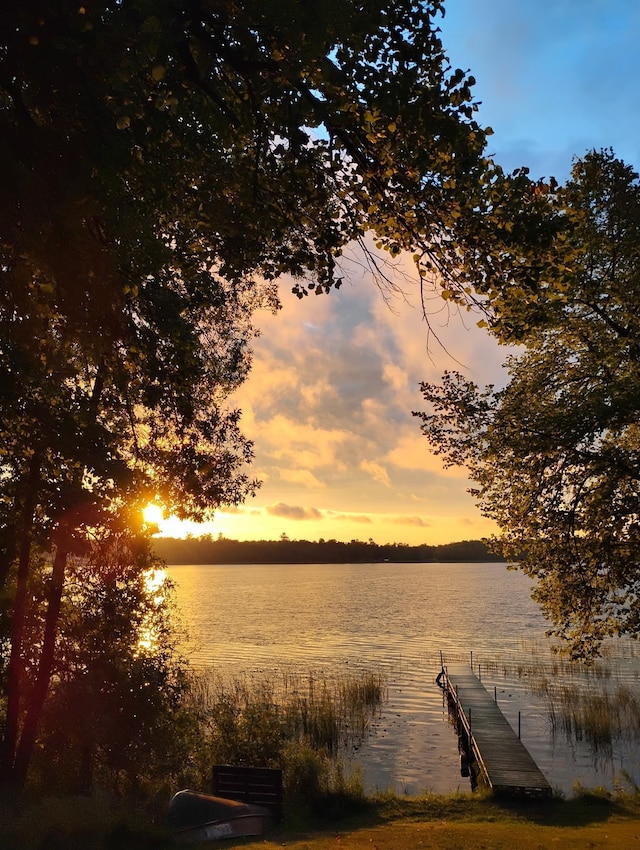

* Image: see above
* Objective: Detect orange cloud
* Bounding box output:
[266,503,323,521]
[259,415,350,470]
[278,467,326,488]
[391,515,431,527]
[220,252,512,546]
[360,459,391,486]
[385,430,468,477]
[334,513,373,524]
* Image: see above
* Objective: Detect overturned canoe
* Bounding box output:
[167,789,274,843]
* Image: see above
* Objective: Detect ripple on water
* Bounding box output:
[166,562,640,795]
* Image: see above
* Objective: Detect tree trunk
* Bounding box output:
[0,453,40,788]
[12,536,69,789]
[0,517,17,590]
[2,369,106,791]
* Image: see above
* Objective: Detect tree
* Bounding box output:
[1,0,556,789]
[21,521,196,798]
[415,151,640,660]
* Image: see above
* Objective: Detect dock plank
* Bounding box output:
[443,664,551,797]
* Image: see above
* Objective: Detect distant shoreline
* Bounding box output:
[152,536,502,565]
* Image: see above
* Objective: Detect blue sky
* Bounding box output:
[156,1,640,545]
[441,0,640,180]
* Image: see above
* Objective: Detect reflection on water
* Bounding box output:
[136,568,171,654]
[165,561,640,795]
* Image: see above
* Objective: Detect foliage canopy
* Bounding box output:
[1,0,559,792]
[416,150,640,659]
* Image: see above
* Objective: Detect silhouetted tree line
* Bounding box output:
[152,536,501,565]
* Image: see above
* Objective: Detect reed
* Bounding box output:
[287,668,387,752]
[186,666,387,803]
[535,680,640,752]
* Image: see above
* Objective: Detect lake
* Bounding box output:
[165,561,640,795]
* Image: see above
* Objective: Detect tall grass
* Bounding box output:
[282,669,387,753]
[192,667,387,755]
[495,639,640,752]
[184,667,387,810]
[534,680,640,753]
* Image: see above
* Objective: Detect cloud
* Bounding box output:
[278,468,325,489]
[391,515,431,527]
[228,241,510,542]
[230,274,499,533]
[360,460,391,487]
[266,503,323,521]
[382,362,410,394]
[385,431,468,477]
[259,414,351,470]
[335,513,373,524]
[217,505,263,518]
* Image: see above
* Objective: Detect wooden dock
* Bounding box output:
[441,664,551,798]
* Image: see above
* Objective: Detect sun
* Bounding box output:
[143,502,165,527]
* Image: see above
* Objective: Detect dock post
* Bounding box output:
[518,711,521,739]
[494,686,497,703]
[470,650,473,669]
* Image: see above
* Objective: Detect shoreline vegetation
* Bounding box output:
[5,658,640,848]
[152,536,501,565]
[4,786,640,849]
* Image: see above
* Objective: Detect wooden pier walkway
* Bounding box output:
[441,664,552,798]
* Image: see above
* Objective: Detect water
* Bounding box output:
[165,561,640,795]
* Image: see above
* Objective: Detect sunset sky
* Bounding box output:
[155,0,640,545]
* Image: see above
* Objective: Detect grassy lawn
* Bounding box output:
[3,788,640,849]
[246,818,640,850]
[219,790,640,850]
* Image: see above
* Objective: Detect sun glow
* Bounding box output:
[142,502,208,538]
[143,502,165,527]
[144,567,167,595]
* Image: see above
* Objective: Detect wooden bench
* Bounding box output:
[212,765,283,821]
